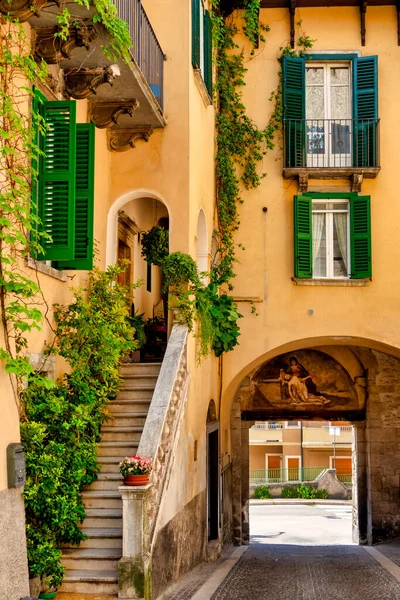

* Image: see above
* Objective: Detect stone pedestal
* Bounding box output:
[118,484,151,600]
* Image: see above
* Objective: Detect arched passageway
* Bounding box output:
[227,344,400,548]
[107,190,170,359]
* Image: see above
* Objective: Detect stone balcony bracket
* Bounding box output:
[0,0,59,22]
[89,100,140,130]
[34,23,98,64]
[65,65,121,100]
[107,125,155,153]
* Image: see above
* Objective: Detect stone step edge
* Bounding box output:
[63,569,118,583]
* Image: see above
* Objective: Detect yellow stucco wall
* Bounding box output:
[219,6,400,451]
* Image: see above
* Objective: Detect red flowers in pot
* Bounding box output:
[119,455,153,486]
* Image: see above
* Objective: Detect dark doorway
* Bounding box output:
[207,423,219,541]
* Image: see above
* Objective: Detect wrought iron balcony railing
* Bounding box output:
[113,0,165,109]
[283,119,380,170]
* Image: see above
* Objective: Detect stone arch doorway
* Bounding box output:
[107,190,170,357]
[229,344,400,548]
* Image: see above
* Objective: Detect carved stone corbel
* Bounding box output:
[89,101,139,130]
[351,173,364,193]
[107,126,154,152]
[0,0,57,21]
[298,172,309,193]
[65,65,121,100]
[35,23,98,64]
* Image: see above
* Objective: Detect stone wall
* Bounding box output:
[151,490,207,599]
[0,488,29,600]
[365,351,400,542]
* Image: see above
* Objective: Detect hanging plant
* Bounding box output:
[141,226,169,266]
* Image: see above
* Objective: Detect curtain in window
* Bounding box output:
[312,213,325,275]
[333,212,348,270]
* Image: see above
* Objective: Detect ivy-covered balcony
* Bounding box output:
[0,0,166,151]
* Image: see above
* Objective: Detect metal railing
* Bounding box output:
[250,466,326,484]
[112,0,165,109]
[337,473,352,486]
[251,422,283,430]
[283,119,380,169]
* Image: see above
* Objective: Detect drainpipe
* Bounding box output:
[300,422,304,481]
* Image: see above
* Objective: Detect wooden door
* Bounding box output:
[335,458,352,475]
[267,455,281,482]
[287,457,300,481]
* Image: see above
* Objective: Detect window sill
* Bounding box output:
[292,277,370,287]
[27,257,68,282]
[193,69,212,107]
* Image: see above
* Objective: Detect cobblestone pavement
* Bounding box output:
[211,544,400,600]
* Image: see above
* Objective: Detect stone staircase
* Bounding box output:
[59,362,161,595]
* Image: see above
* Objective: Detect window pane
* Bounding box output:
[333,213,348,276]
[306,67,324,85]
[330,85,350,120]
[306,85,324,120]
[330,67,349,85]
[312,212,326,277]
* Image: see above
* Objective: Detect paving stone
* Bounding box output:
[211,544,400,600]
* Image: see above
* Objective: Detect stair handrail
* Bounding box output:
[136,323,189,551]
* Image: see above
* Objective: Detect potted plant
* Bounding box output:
[144,316,167,343]
[119,455,153,486]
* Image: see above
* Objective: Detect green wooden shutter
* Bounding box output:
[192,0,200,69]
[294,195,312,278]
[56,123,95,270]
[204,9,212,97]
[350,195,371,279]
[283,56,305,168]
[31,88,47,254]
[353,56,378,167]
[37,100,76,261]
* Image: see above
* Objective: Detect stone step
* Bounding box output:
[83,508,122,529]
[99,457,127,474]
[59,570,118,594]
[104,413,147,428]
[67,528,122,550]
[88,473,123,491]
[61,548,121,572]
[97,442,138,457]
[100,427,143,442]
[82,490,122,510]
[108,400,151,413]
[120,362,161,376]
[115,389,154,403]
[120,375,158,387]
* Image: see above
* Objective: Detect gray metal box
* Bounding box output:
[7,443,26,488]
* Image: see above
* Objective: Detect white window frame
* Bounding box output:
[265,453,283,482]
[306,61,352,168]
[312,199,350,279]
[285,455,302,481]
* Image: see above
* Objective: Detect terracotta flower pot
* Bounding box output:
[124,474,150,486]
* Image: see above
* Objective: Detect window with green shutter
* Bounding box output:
[33,89,95,270]
[192,0,212,98]
[294,193,371,280]
[56,124,95,271]
[282,54,378,169]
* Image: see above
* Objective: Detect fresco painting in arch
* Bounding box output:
[250,350,360,413]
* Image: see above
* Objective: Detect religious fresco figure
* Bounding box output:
[279,356,331,405]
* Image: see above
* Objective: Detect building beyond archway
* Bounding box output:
[228,345,400,548]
